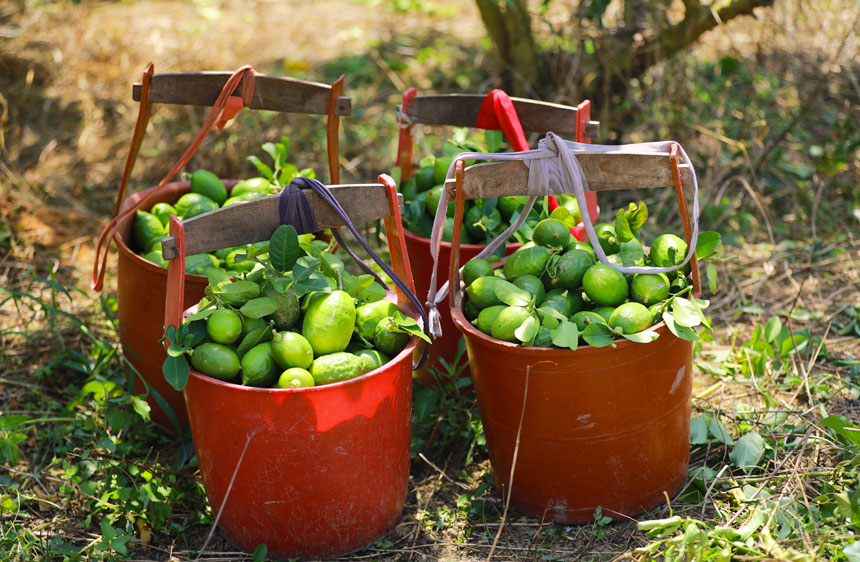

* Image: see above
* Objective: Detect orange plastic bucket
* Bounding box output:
[404,229,518,385]
[443,143,701,523]
[114,180,215,431]
[451,310,691,522]
[184,329,414,559]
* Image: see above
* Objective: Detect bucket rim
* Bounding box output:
[403,225,522,252]
[450,302,677,358]
[186,337,418,394]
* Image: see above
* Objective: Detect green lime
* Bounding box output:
[609,302,652,334]
[593,223,619,254]
[475,304,506,335]
[533,219,571,249]
[302,290,356,355]
[241,342,279,387]
[373,316,410,357]
[185,253,220,275]
[502,246,551,281]
[465,276,503,309]
[310,352,370,385]
[150,202,177,226]
[570,310,605,331]
[241,315,270,339]
[223,192,264,207]
[133,210,167,253]
[631,273,671,305]
[434,155,454,185]
[463,258,494,287]
[191,343,240,381]
[414,165,437,192]
[190,169,227,205]
[490,306,532,343]
[547,249,595,291]
[271,331,314,370]
[401,176,419,201]
[355,300,400,341]
[582,264,629,306]
[442,217,473,243]
[426,185,456,219]
[353,348,390,371]
[262,281,300,331]
[648,302,666,324]
[463,298,481,321]
[175,193,217,217]
[465,205,502,240]
[567,240,595,255]
[513,274,546,305]
[649,233,688,268]
[541,291,571,317]
[593,306,615,323]
[214,245,242,261]
[555,195,582,223]
[498,196,527,220]
[232,177,275,197]
[207,308,243,344]
[276,367,315,389]
[142,250,168,268]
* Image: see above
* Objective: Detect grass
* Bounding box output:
[2,0,860,560]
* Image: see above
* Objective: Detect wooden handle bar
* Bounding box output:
[404,94,599,138]
[161,184,403,260]
[133,72,352,116]
[443,153,694,200]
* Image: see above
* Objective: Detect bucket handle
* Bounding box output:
[92,64,348,291]
[447,146,702,313]
[163,176,430,370]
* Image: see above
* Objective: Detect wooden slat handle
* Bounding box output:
[161,184,403,260]
[405,94,595,137]
[133,72,352,116]
[443,154,694,200]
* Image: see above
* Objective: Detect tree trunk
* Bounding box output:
[474,0,545,97]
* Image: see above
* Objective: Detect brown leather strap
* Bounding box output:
[326,75,344,184]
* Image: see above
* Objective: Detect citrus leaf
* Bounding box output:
[549,206,576,228]
[180,320,208,348]
[393,311,431,343]
[494,280,533,307]
[269,225,300,273]
[620,329,660,343]
[236,325,273,358]
[729,431,766,472]
[166,343,187,358]
[662,311,700,341]
[293,256,322,282]
[626,201,648,233]
[215,280,261,301]
[615,208,634,243]
[207,268,230,286]
[690,415,708,444]
[514,315,539,344]
[707,262,718,293]
[672,297,702,328]
[821,416,860,448]
[246,155,275,182]
[550,319,579,351]
[185,306,216,322]
[765,316,783,343]
[162,355,189,391]
[239,297,279,319]
[582,323,614,347]
[537,306,564,329]
[695,231,722,260]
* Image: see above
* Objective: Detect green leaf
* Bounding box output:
[620,329,660,343]
[626,201,648,232]
[672,297,702,328]
[690,415,708,444]
[549,206,576,228]
[215,280,261,302]
[821,416,860,448]
[184,306,216,322]
[842,540,860,562]
[413,388,438,423]
[207,268,230,286]
[582,323,614,347]
[615,208,634,243]
[708,416,734,445]
[269,225,300,273]
[765,316,783,343]
[162,355,190,391]
[550,319,579,350]
[393,311,431,343]
[252,544,268,562]
[662,311,700,342]
[246,155,275,182]
[293,273,332,297]
[240,297,279,319]
[236,325,273,358]
[494,280,533,307]
[695,231,722,260]
[514,315,539,344]
[485,130,503,153]
[537,306,564,329]
[707,262,717,293]
[729,431,766,472]
[293,256,322,282]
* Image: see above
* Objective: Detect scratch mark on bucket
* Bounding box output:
[669,366,685,394]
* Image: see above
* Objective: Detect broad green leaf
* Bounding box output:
[550,319,579,351]
[626,201,648,232]
[185,306,216,322]
[690,415,708,445]
[615,208,634,243]
[278,163,299,184]
[162,355,190,391]
[215,280,260,301]
[240,297,279,319]
[392,312,431,343]
[549,206,576,228]
[695,231,722,260]
[180,320,208,348]
[261,141,278,164]
[293,256,322,282]
[494,280,533,307]
[662,311,700,342]
[514,315,539,344]
[130,396,151,421]
[821,416,860,448]
[708,415,734,445]
[537,306,563,329]
[269,225,300,273]
[320,252,345,280]
[252,544,268,562]
[293,273,332,297]
[166,342,187,358]
[672,297,702,328]
[729,431,766,472]
[413,388,438,423]
[707,262,717,293]
[278,135,291,158]
[765,316,783,343]
[842,540,860,562]
[583,323,614,347]
[246,155,275,182]
[207,268,230,286]
[236,325,273,358]
[485,130,503,153]
[354,280,387,304]
[389,166,402,186]
[620,329,660,343]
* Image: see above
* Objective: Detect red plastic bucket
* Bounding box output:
[451,309,691,522]
[115,180,216,431]
[184,329,415,559]
[403,229,518,386]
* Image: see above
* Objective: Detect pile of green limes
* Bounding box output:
[460,207,696,348]
[133,169,279,275]
[172,227,426,389]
